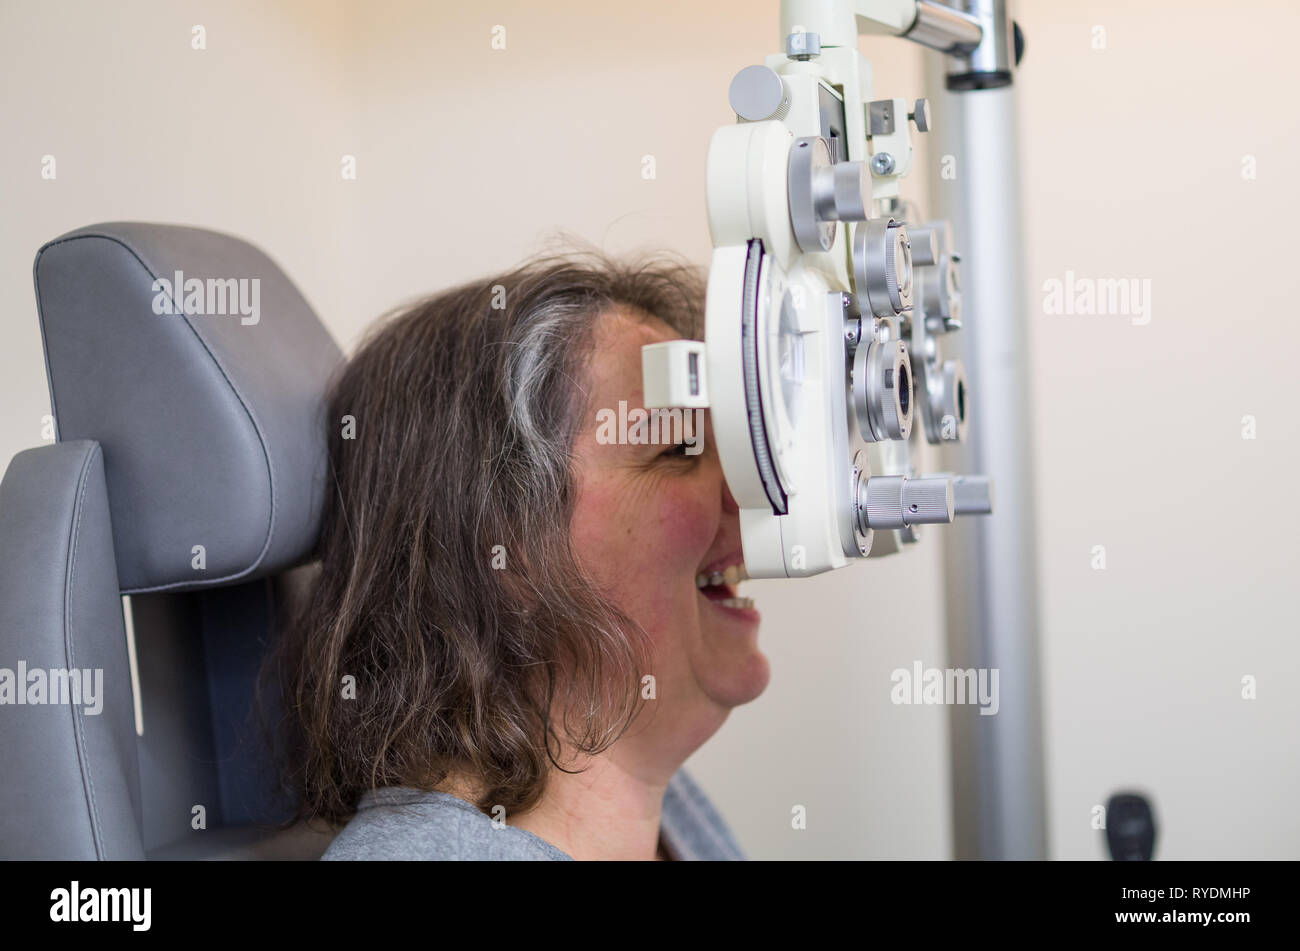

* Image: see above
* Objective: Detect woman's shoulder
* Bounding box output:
[319,770,746,861]
[320,787,573,861]
[660,768,748,861]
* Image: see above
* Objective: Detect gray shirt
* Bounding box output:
[321,767,745,861]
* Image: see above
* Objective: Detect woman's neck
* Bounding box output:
[508,755,672,861]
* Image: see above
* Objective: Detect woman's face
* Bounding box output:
[569,306,771,760]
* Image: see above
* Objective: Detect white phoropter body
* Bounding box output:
[642,0,1047,866]
[643,0,996,579]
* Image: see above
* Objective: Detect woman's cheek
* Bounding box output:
[652,481,716,566]
[570,481,624,570]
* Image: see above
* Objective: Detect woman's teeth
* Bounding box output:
[695,564,755,609]
[695,564,749,588]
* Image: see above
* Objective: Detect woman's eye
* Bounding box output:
[660,441,690,459]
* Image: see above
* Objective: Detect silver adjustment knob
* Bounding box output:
[923,358,968,443]
[909,98,931,132]
[931,473,995,515]
[729,65,788,121]
[858,474,955,531]
[815,160,870,222]
[921,219,954,253]
[907,225,941,267]
[786,31,821,61]
[922,252,962,332]
[850,452,874,556]
[952,474,994,515]
[789,137,871,253]
[853,217,914,318]
[853,336,913,442]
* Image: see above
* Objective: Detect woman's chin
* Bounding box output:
[707,651,772,707]
[695,594,771,704]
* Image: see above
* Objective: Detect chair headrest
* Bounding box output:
[34,222,344,593]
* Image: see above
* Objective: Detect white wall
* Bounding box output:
[0,0,356,456]
[1011,0,1300,858]
[0,0,951,859]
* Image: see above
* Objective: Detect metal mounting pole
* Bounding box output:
[923,0,1047,860]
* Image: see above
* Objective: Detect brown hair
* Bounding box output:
[267,244,705,827]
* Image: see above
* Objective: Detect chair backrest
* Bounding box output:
[0,222,344,859]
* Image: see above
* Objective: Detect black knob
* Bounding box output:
[1105,792,1157,861]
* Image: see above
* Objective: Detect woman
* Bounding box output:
[272,247,770,860]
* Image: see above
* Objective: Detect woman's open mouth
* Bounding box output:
[695,560,755,612]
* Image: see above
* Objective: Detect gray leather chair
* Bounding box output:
[0,223,344,859]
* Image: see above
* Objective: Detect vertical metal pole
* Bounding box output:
[924,2,1048,860]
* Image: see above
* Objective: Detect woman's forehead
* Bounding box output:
[585,307,678,400]
[596,304,678,345]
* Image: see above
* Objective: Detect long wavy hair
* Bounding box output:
[266,245,705,826]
